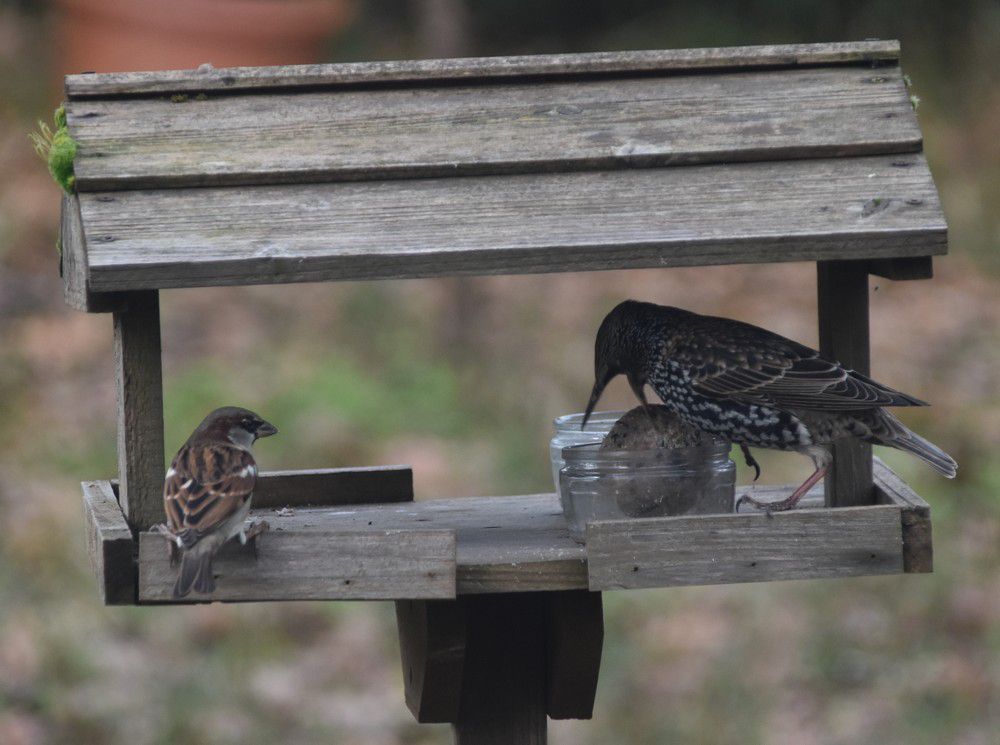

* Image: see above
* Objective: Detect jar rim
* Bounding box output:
[553,410,626,431]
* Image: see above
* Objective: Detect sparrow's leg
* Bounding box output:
[740,445,761,482]
[150,523,182,565]
[736,465,828,516]
[245,520,270,560]
[151,522,183,546]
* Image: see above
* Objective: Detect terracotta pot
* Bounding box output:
[53,0,358,75]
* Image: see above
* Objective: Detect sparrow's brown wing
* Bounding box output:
[673,314,926,411]
[163,442,257,545]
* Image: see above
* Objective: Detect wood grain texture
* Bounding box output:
[81,480,136,605]
[73,154,946,293]
[545,591,603,720]
[818,260,874,507]
[138,528,456,602]
[60,194,125,312]
[94,470,930,602]
[64,41,900,98]
[254,493,588,595]
[253,465,413,509]
[586,505,904,591]
[114,291,165,530]
[395,599,468,723]
[874,457,933,573]
[66,66,919,191]
[454,594,548,745]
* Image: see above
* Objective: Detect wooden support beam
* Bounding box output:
[396,599,468,723]
[545,591,603,720]
[454,593,548,745]
[868,256,933,281]
[114,290,165,530]
[817,260,874,507]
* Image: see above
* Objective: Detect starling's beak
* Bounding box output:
[256,421,278,438]
[581,378,608,430]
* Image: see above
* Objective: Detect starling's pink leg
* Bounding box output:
[740,445,761,482]
[737,465,828,514]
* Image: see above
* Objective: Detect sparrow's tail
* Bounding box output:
[174,550,216,598]
[873,410,957,478]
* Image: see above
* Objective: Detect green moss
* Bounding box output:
[29,105,77,194]
[170,93,188,103]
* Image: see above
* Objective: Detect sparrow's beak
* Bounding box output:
[581,378,607,430]
[256,421,278,438]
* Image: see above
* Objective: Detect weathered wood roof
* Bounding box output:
[61,40,947,310]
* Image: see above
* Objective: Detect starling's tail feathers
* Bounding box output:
[174,551,215,598]
[877,411,957,478]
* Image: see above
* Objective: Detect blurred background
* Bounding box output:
[1,1,997,743]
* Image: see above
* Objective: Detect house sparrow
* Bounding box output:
[155,406,277,598]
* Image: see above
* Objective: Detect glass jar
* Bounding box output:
[550,410,625,497]
[559,441,736,542]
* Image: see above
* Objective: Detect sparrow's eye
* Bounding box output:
[242,417,253,428]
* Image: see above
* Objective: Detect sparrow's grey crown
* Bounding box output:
[193,406,278,446]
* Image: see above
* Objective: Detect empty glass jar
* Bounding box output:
[559,441,736,542]
[550,411,625,497]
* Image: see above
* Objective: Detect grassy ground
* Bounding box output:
[1,3,998,744]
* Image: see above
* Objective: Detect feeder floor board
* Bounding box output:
[84,459,931,605]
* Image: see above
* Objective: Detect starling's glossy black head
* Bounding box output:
[583,300,650,429]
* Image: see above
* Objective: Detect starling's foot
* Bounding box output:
[740,445,761,482]
[737,465,829,515]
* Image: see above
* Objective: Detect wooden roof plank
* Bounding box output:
[65,41,900,98]
[67,65,919,191]
[74,154,946,293]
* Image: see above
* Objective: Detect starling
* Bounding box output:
[582,300,956,512]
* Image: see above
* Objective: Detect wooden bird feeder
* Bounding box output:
[67,41,942,743]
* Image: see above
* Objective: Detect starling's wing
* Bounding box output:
[163,443,257,546]
[676,315,927,411]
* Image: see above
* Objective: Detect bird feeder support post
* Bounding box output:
[817,260,874,507]
[396,590,603,745]
[113,290,165,531]
[452,593,549,745]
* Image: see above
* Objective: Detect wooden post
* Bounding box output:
[113,291,165,530]
[396,590,602,742]
[453,593,548,745]
[817,260,873,507]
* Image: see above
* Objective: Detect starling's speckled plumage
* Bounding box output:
[583,300,956,511]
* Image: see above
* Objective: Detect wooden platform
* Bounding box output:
[59,40,945,308]
[82,459,931,605]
